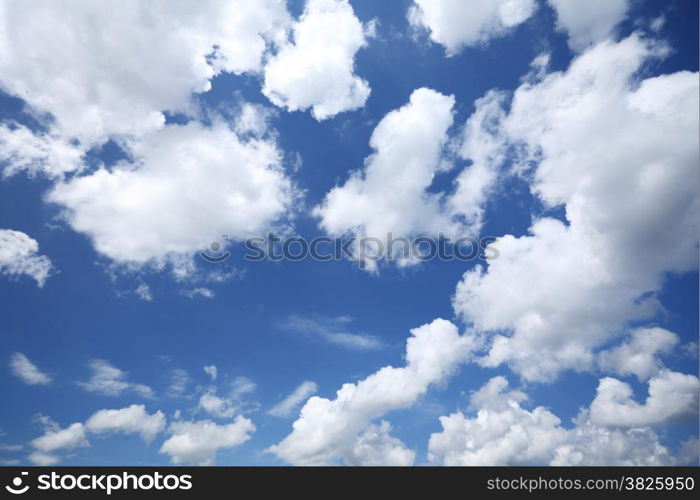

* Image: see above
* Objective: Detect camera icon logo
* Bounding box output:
[5,472,29,495]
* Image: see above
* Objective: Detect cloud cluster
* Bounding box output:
[269,318,475,464]
[0,0,290,144]
[453,35,699,381]
[428,376,695,466]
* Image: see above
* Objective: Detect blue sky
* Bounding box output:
[0,0,698,466]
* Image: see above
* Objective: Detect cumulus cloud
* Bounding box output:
[29,419,88,465]
[315,87,488,269]
[344,421,415,466]
[159,417,255,465]
[429,376,687,466]
[269,318,475,464]
[589,371,700,428]
[548,0,630,50]
[77,360,154,399]
[0,229,53,287]
[282,315,382,350]
[0,124,83,179]
[48,121,296,270]
[0,0,290,145]
[408,0,536,55]
[268,381,319,418]
[597,327,678,381]
[85,404,166,443]
[9,352,51,385]
[453,35,699,381]
[262,0,371,120]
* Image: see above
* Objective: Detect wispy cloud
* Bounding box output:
[10,352,52,385]
[282,315,383,350]
[268,381,318,418]
[77,360,154,399]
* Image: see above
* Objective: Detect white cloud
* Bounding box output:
[0,229,53,287]
[269,318,475,465]
[597,327,678,381]
[9,352,51,385]
[199,376,257,419]
[283,315,382,350]
[262,0,371,120]
[199,391,237,419]
[314,88,468,270]
[268,381,318,418]
[548,0,630,50]
[30,422,88,454]
[77,360,154,399]
[0,124,83,179]
[167,369,190,398]
[134,283,153,302]
[453,36,699,381]
[590,371,700,428]
[85,404,166,443]
[28,452,60,466]
[429,376,684,466]
[408,0,536,55]
[159,417,255,465]
[203,365,218,382]
[344,421,415,466]
[0,0,290,145]
[184,287,215,299]
[48,121,296,270]
[428,377,567,465]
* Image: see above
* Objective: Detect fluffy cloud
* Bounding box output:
[159,417,255,465]
[48,121,296,269]
[269,318,475,464]
[262,0,371,120]
[0,0,290,144]
[589,371,700,428]
[408,0,536,55]
[0,229,53,287]
[9,352,51,385]
[597,327,678,381]
[315,88,466,269]
[428,377,567,465]
[0,124,83,178]
[268,381,319,418]
[453,35,699,381]
[85,405,166,443]
[29,420,88,465]
[548,0,630,50]
[344,421,415,466]
[429,376,686,466]
[77,360,154,399]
